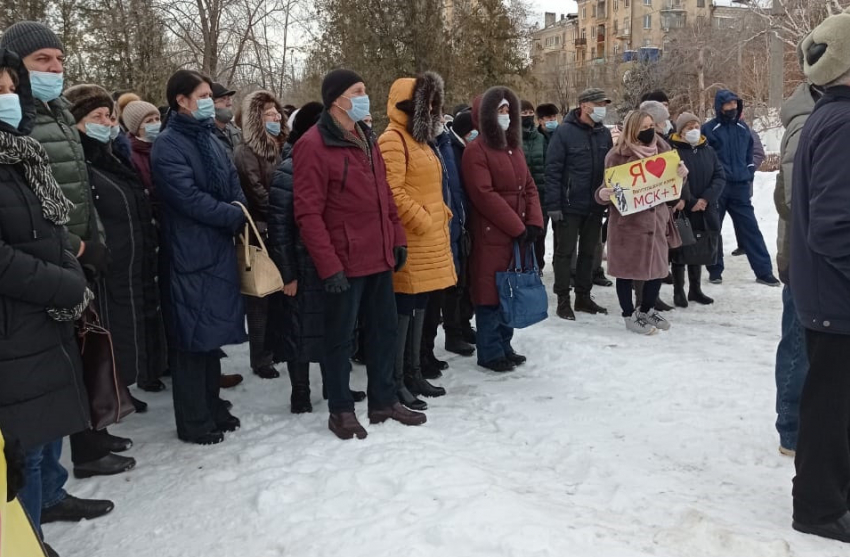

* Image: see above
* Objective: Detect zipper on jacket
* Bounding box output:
[341,157,349,192]
[60,340,91,429]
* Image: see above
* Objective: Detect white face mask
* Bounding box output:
[590,106,607,123]
[497,114,511,131]
[664,120,674,134]
[685,129,701,145]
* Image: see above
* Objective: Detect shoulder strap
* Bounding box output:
[389,129,409,166]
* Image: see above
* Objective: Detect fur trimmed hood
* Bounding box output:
[387,72,445,143]
[241,90,287,161]
[474,86,521,150]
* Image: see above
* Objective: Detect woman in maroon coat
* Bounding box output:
[462,87,544,372]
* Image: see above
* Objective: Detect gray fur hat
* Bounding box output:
[802,7,850,87]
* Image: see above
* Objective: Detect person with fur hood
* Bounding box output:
[462,87,544,372]
[378,72,457,411]
[234,90,287,380]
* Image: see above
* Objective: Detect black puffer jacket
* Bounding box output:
[82,134,167,386]
[266,143,325,364]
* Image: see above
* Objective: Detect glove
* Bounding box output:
[393,246,408,272]
[323,271,350,294]
[514,229,527,244]
[4,436,24,502]
[78,241,110,281]
[524,225,543,245]
[548,210,564,222]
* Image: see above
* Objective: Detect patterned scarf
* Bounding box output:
[167,113,231,200]
[332,115,371,162]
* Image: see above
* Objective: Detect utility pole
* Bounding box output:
[768,0,784,109]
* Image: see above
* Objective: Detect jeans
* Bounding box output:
[322,271,398,413]
[707,182,773,279]
[475,304,514,365]
[172,349,230,441]
[616,278,662,317]
[553,212,603,297]
[21,439,68,536]
[775,286,809,451]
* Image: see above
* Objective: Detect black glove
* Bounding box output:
[393,246,408,272]
[514,229,527,244]
[524,225,544,245]
[4,436,25,503]
[323,271,350,294]
[78,241,111,281]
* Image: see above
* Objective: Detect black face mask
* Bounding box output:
[522,115,535,129]
[722,108,738,120]
[637,128,656,145]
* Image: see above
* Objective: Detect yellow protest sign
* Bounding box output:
[604,151,684,215]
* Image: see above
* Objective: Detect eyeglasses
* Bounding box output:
[263,110,281,119]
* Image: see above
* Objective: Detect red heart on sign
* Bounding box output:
[645,158,667,178]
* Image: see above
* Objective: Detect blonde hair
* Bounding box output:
[620,110,653,145]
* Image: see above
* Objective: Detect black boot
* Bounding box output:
[40,495,114,523]
[395,314,427,411]
[574,293,608,315]
[445,335,475,357]
[556,295,575,320]
[288,362,312,414]
[673,264,688,308]
[687,265,714,305]
[405,309,446,398]
[73,453,136,479]
[654,298,674,312]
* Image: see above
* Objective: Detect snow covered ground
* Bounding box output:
[47,172,848,557]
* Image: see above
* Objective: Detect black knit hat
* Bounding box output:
[452,111,474,138]
[536,103,560,119]
[321,69,364,108]
[641,90,669,104]
[289,101,324,145]
[520,99,535,113]
[64,84,114,123]
[0,21,64,59]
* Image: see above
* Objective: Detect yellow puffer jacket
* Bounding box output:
[1,431,46,557]
[378,77,457,295]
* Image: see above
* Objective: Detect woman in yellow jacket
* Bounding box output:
[378,72,457,411]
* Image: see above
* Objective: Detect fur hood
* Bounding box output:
[241,90,287,161]
[474,86,521,150]
[387,72,445,143]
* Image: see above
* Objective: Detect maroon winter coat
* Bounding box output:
[129,135,154,195]
[463,87,544,306]
[293,110,406,280]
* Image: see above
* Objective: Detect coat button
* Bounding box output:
[824,320,831,327]
[486,226,491,231]
[519,185,522,190]
[522,212,526,217]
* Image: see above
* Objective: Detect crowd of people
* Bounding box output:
[1,9,850,554]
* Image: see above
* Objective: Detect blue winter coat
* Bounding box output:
[437,131,467,274]
[151,113,247,352]
[702,90,755,184]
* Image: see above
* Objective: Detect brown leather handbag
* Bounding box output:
[76,306,135,430]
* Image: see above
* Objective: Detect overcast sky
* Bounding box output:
[530,0,580,26]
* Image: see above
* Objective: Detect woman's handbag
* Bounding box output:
[496,242,549,329]
[233,201,284,297]
[76,306,135,430]
[678,230,720,266]
[674,211,697,247]
[666,206,683,250]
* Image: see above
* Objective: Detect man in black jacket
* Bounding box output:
[790,8,850,543]
[544,88,613,321]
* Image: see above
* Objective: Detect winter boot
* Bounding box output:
[574,293,608,315]
[395,314,427,411]
[654,297,674,312]
[445,335,475,357]
[556,295,576,320]
[405,309,446,398]
[687,265,714,305]
[421,350,449,379]
[288,362,312,414]
[672,265,688,308]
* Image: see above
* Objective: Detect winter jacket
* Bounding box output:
[81,134,167,386]
[463,87,543,307]
[30,96,102,253]
[751,128,765,170]
[437,131,467,274]
[112,131,133,168]
[522,124,546,193]
[791,85,850,335]
[294,110,406,281]
[129,135,154,195]
[669,134,726,232]
[266,143,325,364]
[151,113,247,352]
[544,108,613,216]
[234,92,285,227]
[599,139,676,281]
[702,90,755,184]
[379,76,456,295]
[775,83,817,284]
[212,122,243,161]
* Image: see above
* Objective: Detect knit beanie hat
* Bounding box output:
[452,111,475,138]
[801,7,850,87]
[0,21,64,59]
[675,112,701,134]
[321,69,364,108]
[64,84,114,123]
[640,100,670,124]
[122,100,159,135]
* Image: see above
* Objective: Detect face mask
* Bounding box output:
[0,93,22,129]
[340,95,370,123]
[497,114,510,131]
[192,97,215,121]
[265,121,281,136]
[685,129,701,145]
[723,108,738,120]
[521,115,535,129]
[465,130,478,143]
[215,107,233,124]
[637,128,656,146]
[30,71,64,102]
[110,125,120,140]
[544,120,558,132]
[142,122,160,142]
[663,120,673,134]
[590,106,607,123]
[85,122,113,144]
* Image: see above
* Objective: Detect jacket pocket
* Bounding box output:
[340,157,349,192]
[0,298,12,338]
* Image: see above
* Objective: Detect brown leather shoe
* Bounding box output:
[328,412,367,440]
[368,403,427,426]
[220,374,243,389]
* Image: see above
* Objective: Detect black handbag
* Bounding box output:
[675,212,697,247]
[675,230,720,266]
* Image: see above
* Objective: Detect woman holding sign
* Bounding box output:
[597,110,688,335]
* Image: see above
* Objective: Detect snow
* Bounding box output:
[46,173,849,557]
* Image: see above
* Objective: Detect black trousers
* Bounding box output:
[421,289,445,355]
[553,212,603,297]
[322,271,397,414]
[171,349,229,441]
[793,329,850,525]
[616,278,661,317]
[245,295,273,370]
[70,429,111,465]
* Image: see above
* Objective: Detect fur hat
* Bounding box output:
[802,7,850,87]
[452,111,474,138]
[289,101,323,145]
[675,112,701,133]
[0,21,64,59]
[64,84,114,123]
[241,90,286,161]
[122,100,159,135]
[475,86,521,150]
[640,100,670,124]
[390,71,445,143]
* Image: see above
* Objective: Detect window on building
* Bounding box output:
[592,47,596,58]
[644,0,651,6]
[582,7,587,18]
[643,14,651,28]
[625,0,630,7]
[581,28,587,39]
[697,0,705,6]
[614,20,618,32]
[615,0,619,10]
[614,44,621,54]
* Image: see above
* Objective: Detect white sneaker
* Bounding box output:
[625,313,657,335]
[642,308,671,331]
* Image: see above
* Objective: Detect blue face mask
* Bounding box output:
[142,122,160,142]
[465,130,478,143]
[341,95,370,123]
[544,120,558,132]
[0,93,22,129]
[110,125,120,140]
[192,97,215,121]
[85,122,112,144]
[30,71,64,102]
[265,121,281,136]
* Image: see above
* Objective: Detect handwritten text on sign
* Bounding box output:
[604,151,684,216]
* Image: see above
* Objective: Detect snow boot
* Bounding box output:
[405,309,446,398]
[673,265,688,308]
[444,335,475,358]
[288,362,312,414]
[480,358,516,372]
[556,295,576,320]
[329,412,367,440]
[574,293,608,315]
[687,265,714,305]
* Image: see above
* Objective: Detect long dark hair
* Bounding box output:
[162,69,212,128]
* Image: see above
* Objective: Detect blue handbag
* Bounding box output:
[496,242,549,329]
